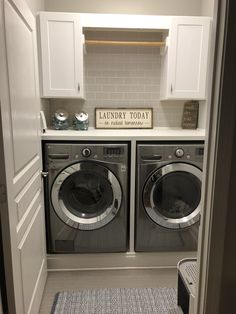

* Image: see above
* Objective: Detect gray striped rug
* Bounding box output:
[51,287,180,314]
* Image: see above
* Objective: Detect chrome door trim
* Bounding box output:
[143,163,202,229]
[51,162,122,230]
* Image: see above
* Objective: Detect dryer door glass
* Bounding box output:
[51,162,122,230]
[60,170,114,219]
[143,163,202,229]
[153,171,201,219]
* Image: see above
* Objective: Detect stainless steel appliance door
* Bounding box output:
[51,162,122,230]
[143,163,202,229]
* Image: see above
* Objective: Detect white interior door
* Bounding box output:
[0,0,47,313]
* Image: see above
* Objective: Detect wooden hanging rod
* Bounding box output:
[85,39,165,47]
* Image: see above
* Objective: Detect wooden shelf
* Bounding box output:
[85,39,165,47]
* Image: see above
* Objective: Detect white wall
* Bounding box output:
[45,0,201,16]
[201,0,215,16]
[25,0,44,15]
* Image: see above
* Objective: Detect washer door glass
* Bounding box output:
[51,162,122,230]
[143,163,202,229]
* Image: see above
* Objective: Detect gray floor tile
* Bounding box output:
[39,268,177,313]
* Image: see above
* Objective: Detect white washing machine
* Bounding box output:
[135,142,204,252]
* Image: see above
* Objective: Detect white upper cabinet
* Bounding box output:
[161,17,211,100]
[38,13,210,100]
[39,12,84,98]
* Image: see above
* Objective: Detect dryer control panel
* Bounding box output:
[138,142,204,166]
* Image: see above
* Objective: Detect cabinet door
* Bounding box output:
[39,12,84,98]
[168,17,210,99]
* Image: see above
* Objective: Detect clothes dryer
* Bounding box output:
[43,142,129,253]
[135,142,204,252]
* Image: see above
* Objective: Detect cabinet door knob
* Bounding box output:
[78,83,80,92]
[170,84,173,93]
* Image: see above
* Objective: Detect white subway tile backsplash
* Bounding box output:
[86,77,96,84]
[145,85,160,92]
[151,93,161,100]
[102,85,117,92]
[49,40,184,128]
[87,85,103,92]
[86,92,96,100]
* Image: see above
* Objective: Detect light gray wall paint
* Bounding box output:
[45,0,201,16]
[25,0,45,15]
[201,0,215,16]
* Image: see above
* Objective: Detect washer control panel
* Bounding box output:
[81,148,91,157]
[45,143,128,168]
[175,148,185,158]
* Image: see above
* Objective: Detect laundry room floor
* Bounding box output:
[39,268,178,313]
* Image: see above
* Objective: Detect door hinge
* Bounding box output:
[41,171,49,178]
[0,184,7,204]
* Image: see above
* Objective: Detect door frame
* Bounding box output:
[0,1,17,311]
[0,109,12,314]
[196,0,236,313]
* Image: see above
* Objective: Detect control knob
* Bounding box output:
[175,148,184,158]
[82,148,91,157]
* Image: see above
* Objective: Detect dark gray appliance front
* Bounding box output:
[43,142,129,253]
[135,142,204,252]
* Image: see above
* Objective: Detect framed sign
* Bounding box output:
[182,101,199,129]
[95,108,153,129]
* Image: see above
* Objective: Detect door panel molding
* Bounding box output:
[13,155,40,194]
[15,170,41,222]
[18,205,45,313]
[16,190,41,243]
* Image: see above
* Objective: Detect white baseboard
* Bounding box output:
[47,251,197,271]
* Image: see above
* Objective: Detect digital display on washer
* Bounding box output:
[103,147,123,156]
[195,147,204,156]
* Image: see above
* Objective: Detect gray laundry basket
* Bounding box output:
[177,258,198,314]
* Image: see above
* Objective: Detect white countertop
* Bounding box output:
[42,127,205,141]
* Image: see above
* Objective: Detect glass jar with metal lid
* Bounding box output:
[73,112,89,130]
[52,109,69,130]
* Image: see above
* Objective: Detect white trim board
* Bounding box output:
[38,13,212,32]
[79,13,171,30]
[47,252,196,271]
[42,127,205,141]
